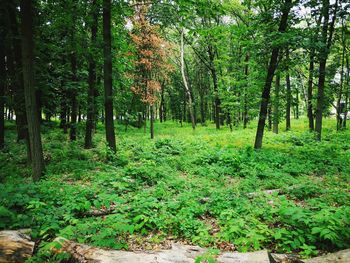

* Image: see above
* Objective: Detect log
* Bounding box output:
[54,237,272,263]
[0,230,34,263]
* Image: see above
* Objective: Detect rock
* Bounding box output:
[217,250,270,263]
[270,253,303,263]
[0,230,35,263]
[303,249,350,263]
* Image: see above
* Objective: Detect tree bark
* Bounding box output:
[20,0,44,180]
[150,105,154,139]
[85,0,98,149]
[273,73,280,134]
[285,49,291,131]
[254,0,292,149]
[0,34,5,150]
[336,19,346,130]
[243,53,250,129]
[6,3,29,143]
[181,29,196,130]
[306,15,322,131]
[103,0,116,152]
[344,55,349,128]
[315,0,338,140]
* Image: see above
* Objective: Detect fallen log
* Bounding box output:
[54,237,271,263]
[0,230,34,263]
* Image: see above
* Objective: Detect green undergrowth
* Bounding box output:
[0,119,349,261]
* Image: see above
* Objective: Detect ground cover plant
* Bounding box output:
[0,118,349,261]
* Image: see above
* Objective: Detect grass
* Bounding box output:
[0,117,349,261]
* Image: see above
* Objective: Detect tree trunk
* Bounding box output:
[285,49,291,131]
[20,0,44,180]
[336,19,346,130]
[6,4,29,143]
[344,55,349,128]
[268,103,272,131]
[273,73,280,134]
[315,0,338,140]
[207,44,220,129]
[85,0,98,149]
[243,53,250,129]
[69,52,78,141]
[103,0,116,152]
[0,35,5,150]
[254,0,292,149]
[306,15,322,131]
[181,29,196,130]
[150,105,154,139]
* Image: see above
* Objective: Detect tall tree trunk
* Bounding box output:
[103,0,116,152]
[0,33,5,150]
[243,53,250,129]
[306,15,322,131]
[254,0,292,149]
[150,105,154,139]
[85,0,98,149]
[207,44,220,129]
[273,73,280,134]
[6,3,29,143]
[344,55,349,128]
[336,19,346,130]
[69,52,78,141]
[307,49,315,131]
[69,3,78,141]
[20,0,44,180]
[268,103,272,131]
[285,49,291,131]
[181,29,196,130]
[315,0,338,140]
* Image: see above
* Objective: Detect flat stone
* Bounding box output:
[217,250,271,263]
[304,249,350,263]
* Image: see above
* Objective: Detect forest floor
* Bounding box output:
[0,118,349,261]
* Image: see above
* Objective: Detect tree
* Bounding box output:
[130,5,173,139]
[0,20,5,150]
[285,49,291,131]
[254,0,293,149]
[315,0,339,140]
[273,73,280,134]
[85,0,99,149]
[20,0,44,180]
[103,0,116,152]
[181,28,196,130]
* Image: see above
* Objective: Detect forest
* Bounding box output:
[0,0,350,262]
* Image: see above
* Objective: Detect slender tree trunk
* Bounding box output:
[159,86,164,123]
[315,0,338,140]
[307,49,315,131]
[6,4,29,143]
[336,19,346,130]
[306,15,321,131]
[254,0,292,149]
[69,52,78,141]
[285,49,291,131]
[20,0,44,180]
[268,103,272,131]
[181,29,196,130]
[273,73,280,134]
[85,0,98,149]
[103,0,116,152]
[0,36,5,150]
[344,55,349,128]
[150,105,154,139]
[243,53,250,129]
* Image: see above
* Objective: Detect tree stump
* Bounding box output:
[0,230,34,263]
